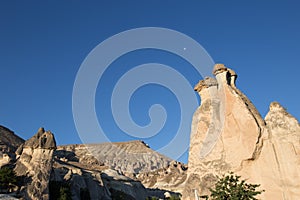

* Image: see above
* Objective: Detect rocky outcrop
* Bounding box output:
[184,64,300,200]
[238,102,300,199]
[51,159,111,200]
[137,160,187,195]
[56,140,171,174]
[0,126,24,168]
[53,141,179,199]
[14,128,56,200]
[0,194,19,200]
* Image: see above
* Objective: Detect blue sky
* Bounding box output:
[1,1,299,163]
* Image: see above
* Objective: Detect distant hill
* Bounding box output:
[56,140,172,174]
[0,125,24,153]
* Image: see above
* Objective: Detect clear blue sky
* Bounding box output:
[1,1,299,163]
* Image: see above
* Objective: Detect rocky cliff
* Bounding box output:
[184,64,300,200]
[14,128,56,200]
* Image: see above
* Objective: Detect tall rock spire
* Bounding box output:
[183,64,300,200]
[15,128,56,200]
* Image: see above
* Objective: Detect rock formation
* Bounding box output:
[56,140,171,174]
[137,160,188,195]
[184,64,300,200]
[0,127,179,199]
[1,64,299,200]
[238,102,300,199]
[0,126,24,168]
[14,127,56,200]
[53,141,180,199]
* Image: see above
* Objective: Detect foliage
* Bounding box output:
[49,181,72,200]
[0,167,17,192]
[208,172,264,200]
[168,195,181,200]
[146,197,159,200]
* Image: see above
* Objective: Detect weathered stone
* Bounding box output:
[194,77,218,92]
[184,64,300,200]
[212,63,227,75]
[14,128,56,200]
[23,127,56,149]
[238,102,300,199]
[57,140,171,174]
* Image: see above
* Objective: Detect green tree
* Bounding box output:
[49,181,72,200]
[168,195,181,200]
[0,167,17,192]
[59,186,72,200]
[208,172,264,200]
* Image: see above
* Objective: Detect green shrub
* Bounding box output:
[146,197,159,200]
[168,195,181,200]
[49,181,72,200]
[0,167,17,192]
[208,172,264,200]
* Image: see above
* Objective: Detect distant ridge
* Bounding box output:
[56,140,172,174]
[0,125,24,152]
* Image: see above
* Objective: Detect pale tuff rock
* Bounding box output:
[0,153,11,168]
[194,77,218,92]
[184,64,300,200]
[236,101,300,199]
[14,128,56,200]
[189,63,264,172]
[53,144,179,200]
[137,160,187,195]
[57,140,171,174]
[0,194,19,200]
[212,63,227,75]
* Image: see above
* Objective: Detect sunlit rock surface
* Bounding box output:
[183,64,300,200]
[14,128,56,200]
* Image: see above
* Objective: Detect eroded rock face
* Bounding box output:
[137,160,188,195]
[239,102,300,199]
[15,127,56,200]
[184,64,300,200]
[56,140,171,174]
[0,125,24,167]
[53,141,179,199]
[264,102,300,198]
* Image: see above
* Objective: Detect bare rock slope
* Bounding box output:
[0,125,24,167]
[56,140,172,174]
[184,64,300,200]
[53,141,182,199]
